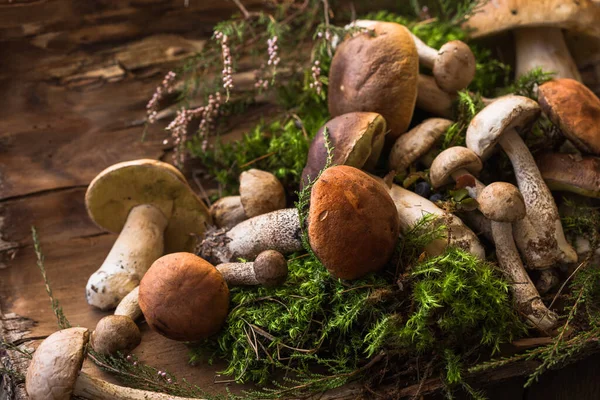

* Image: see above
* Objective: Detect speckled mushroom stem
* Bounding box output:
[491,221,558,332]
[74,373,203,400]
[86,204,168,310]
[216,263,261,285]
[115,286,142,321]
[498,129,577,266]
[514,27,582,82]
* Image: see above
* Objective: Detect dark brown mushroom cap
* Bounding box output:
[308,165,400,280]
[388,118,453,172]
[537,153,600,198]
[328,21,418,143]
[478,182,526,223]
[429,146,483,188]
[301,112,387,188]
[91,315,141,356]
[434,41,477,93]
[240,169,286,218]
[25,327,89,400]
[538,79,600,155]
[139,253,229,341]
[253,250,288,287]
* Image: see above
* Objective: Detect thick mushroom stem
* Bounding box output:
[490,221,558,332]
[411,33,439,67]
[514,27,582,81]
[86,204,168,310]
[417,75,454,118]
[74,373,203,400]
[498,129,577,265]
[216,250,288,287]
[115,286,142,321]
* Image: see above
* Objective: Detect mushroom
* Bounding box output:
[301,112,387,188]
[199,208,303,264]
[538,78,600,155]
[537,153,600,198]
[466,95,577,267]
[115,285,142,321]
[388,118,454,172]
[464,0,600,80]
[215,250,288,287]
[85,159,210,310]
[90,315,141,356]
[139,252,230,341]
[210,169,286,229]
[25,327,200,400]
[410,32,476,93]
[307,166,400,280]
[477,182,558,332]
[328,21,419,142]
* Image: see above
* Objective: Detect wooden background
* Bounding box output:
[1,1,600,399]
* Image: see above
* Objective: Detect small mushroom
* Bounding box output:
[537,153,600,198]
[139,253,229,342]
[215,250,288,287]
[388,118,453,172]
[538,78,600,155]
[466,95,577,267]
[429,146,485,199]
[308,166,400,280]
[25,328,198,400]
[90,315,141,356]
[115,285,142,321]
[477,182,558,332]
[328,21,419,142]
[85,159,210,310]
[301,112,387,188]
[210,169,286,229]
[410,33,476,93]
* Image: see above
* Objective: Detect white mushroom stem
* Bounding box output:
[411,33,439,68]
[417,75,454,118]
[86,204,168,310]
[491,221,558,333]
[514,27,582,82]
[74,373,203,400]
[114,286,142,321]
[498,129,577,265]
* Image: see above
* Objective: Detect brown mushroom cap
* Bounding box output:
[308,165,400,280]
[210,196,247,229]
[389,118,453,172]
[434,41,477,93]
[478,182,526,223]
[239,169,286,218]
[429,146,483,188]
[302,112,387,188]
[537,153,600,198]
[139,253,229,341]
[538,78,600,155]
[91,315,141,356]
[253,250,288,287]
[328,21,418,142]
[86,159,211,253]
[26,327,89,400]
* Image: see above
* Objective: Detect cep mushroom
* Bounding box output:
[477,183,558,332]
[25,327,200,400]
[466,95,577,267]
[464,0,600,80]
[85,159,210,310]
[301,112,387,188]
[328,21,419,142]
[538,78,600,155]
[537,153,600,198]
[216,249,288,287]
[410,32,476,93]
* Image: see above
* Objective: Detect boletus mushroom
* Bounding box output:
[537,153,600,198]
[25,327,199,400]
[85,159,210,310]
[328,21,418,143]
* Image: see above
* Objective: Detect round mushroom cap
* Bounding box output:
[302,112,387,188]
[328,21,418,143]
[239,169,286,218]
[210,196,247,229]
[537,153,600,198]
[139,253,229,341]
[478,182,526,223]
[429,146,483,188]
[91,315,141,356]
[389,118,453,172]
[466,95,541,159]
[86,159,211,253]
[26,327,89,400]
[538,79,600,155]
[308,165,400,280]
[433,40,477,93]
[253,250,288,287]
[464,0,600,38]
